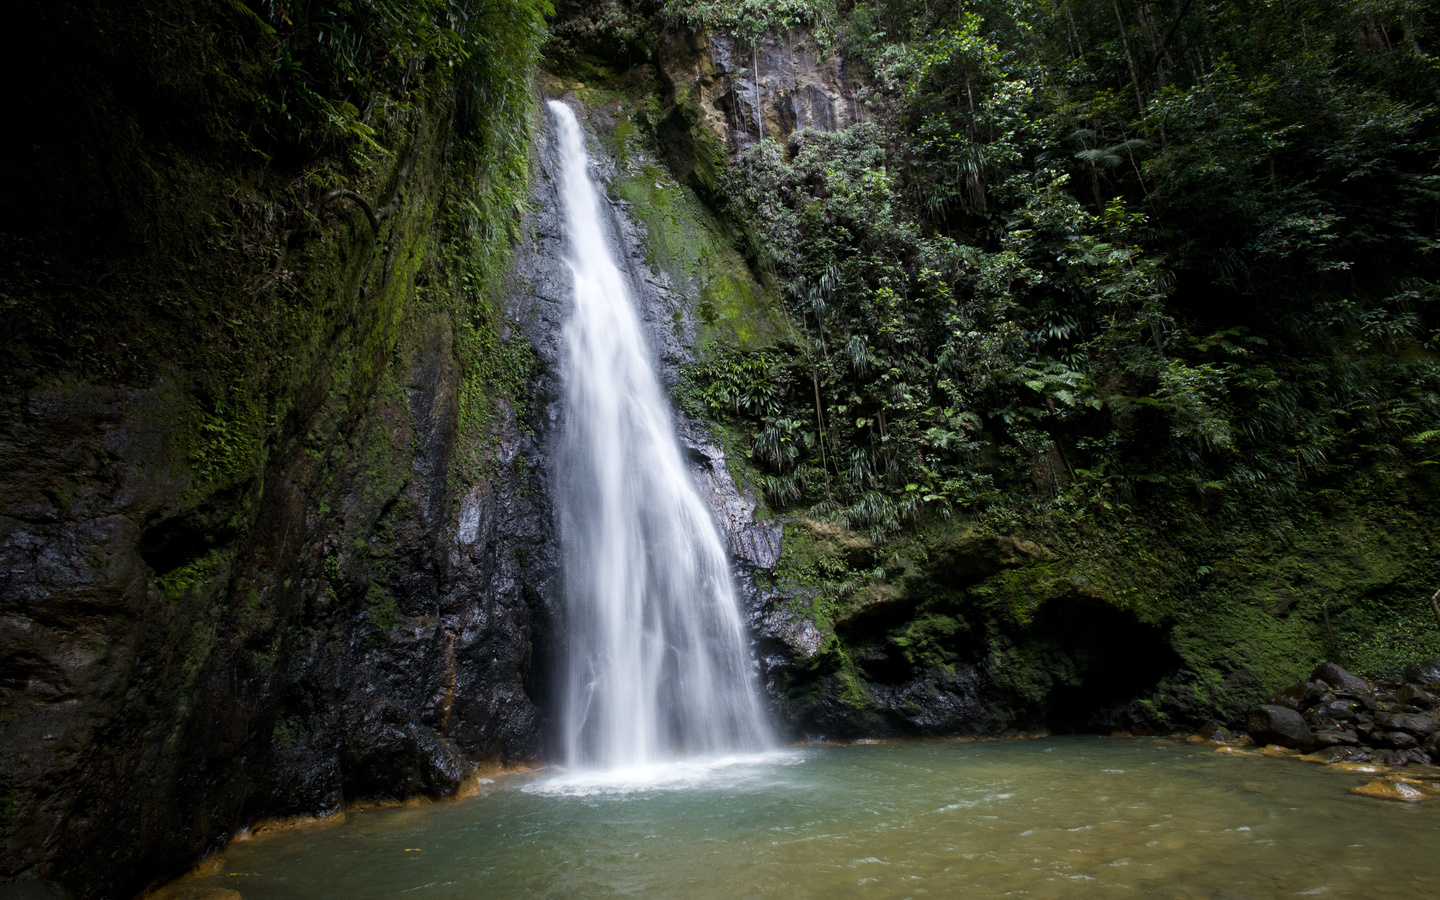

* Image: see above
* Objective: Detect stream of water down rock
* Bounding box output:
[549,100,772,771]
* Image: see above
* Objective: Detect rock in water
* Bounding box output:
[1195,721,1235,742]
[1316,746,1373,763]
[1246,704,1314,749]
[1309,662,1369,693]
[1351,778,1429,802]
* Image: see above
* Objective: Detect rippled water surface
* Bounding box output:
[189,737,1440,898]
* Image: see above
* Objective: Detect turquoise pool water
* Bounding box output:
[179,736,1440,898]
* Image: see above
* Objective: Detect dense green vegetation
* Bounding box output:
[713,0,1439,713]
[681,0,1439,531]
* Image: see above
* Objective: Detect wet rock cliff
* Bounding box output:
[0,9,809,891]
[0,3,555,896]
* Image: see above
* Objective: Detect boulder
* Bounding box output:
[1310,662,1370,693]
[1311,727,1360,747]
[1196,721,1236,742]
[1399,749,1435,767]
[1373,711,1440,736]
[1397,684,1436,710]
[1377,731,1420,750]
[1268,682,1307,711]
[1269,680,1329,711]
[1401,659,1440,686]
[1335,690,1382,712]
[1246,704,1314,750]
[1306,698,1358,724]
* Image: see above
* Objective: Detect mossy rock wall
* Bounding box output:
[0,3,554,897]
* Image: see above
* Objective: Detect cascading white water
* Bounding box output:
[550,100,772,771]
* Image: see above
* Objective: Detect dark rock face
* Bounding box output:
[1246,705,1315,749]
[0,260,560,899]
[655,23,868,154]
[0,95,560,900]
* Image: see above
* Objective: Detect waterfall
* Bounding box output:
[549,100,772,770]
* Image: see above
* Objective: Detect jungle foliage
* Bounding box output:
[670,0,1439,544]
[631,0,1440,700]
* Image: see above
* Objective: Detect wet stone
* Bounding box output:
[1351,778,1429,802]
[1374,711,1440,736]
[1396,684,1435,710]
[1320,699,1358,721]
[1402,749,1435,766]
[1268,682,1308,711]
[1246,704,1314,750]
[1310,662,1370,694]
[1311,728,1360,748]
[1333,760,1388,774]
[1401,658,1440,686]
[1195,722,1236,742]
[1378,731,1420,750]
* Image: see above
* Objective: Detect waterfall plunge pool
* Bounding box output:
[171,736,1440,898]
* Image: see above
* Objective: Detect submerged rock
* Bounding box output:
[1317,746,1375,763]
[1195,721,1237,742]
[1351,778,1429,802]
[146,883,242,900]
